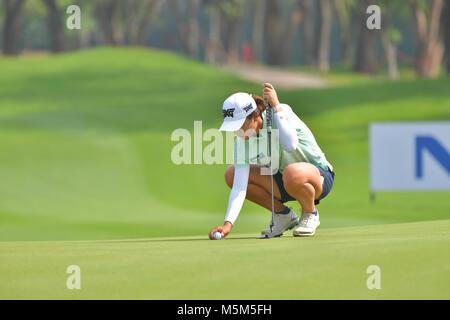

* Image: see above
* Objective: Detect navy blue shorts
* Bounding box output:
[274,165,335,205]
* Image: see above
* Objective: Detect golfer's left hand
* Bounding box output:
[263,83,280,108]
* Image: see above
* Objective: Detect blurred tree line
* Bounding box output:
[1,0,449,78]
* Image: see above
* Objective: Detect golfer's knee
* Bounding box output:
[285,177,317,201]
[283,163,316,193]
[225,165,235,188]
[283,171,307,194]
[285,180,314,201]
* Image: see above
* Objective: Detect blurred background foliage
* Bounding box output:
[1,0,449,78]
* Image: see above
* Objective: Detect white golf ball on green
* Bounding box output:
[213,232,223,240]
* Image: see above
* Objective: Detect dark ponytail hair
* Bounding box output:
[247,94,266,119]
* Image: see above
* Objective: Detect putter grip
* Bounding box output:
[265,100,272,131]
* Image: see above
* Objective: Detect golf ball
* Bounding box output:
[213,232,222,240]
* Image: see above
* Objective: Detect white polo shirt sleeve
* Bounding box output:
[224,165,249,225]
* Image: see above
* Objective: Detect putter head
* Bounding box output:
[257,233,282,239]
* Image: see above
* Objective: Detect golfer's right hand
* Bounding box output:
[208,222,232,240]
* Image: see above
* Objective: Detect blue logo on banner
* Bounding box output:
[416,136,450,178]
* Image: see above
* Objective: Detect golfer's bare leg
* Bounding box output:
[225,165,286,213]
[281,163,324,213]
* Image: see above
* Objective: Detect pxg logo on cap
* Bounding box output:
[219,93,257,132]
[242,104,253,113]
[223,108,235,118]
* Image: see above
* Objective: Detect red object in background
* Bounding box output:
[242,44,253,63]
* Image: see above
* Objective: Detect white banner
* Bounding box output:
[370,122,450,191]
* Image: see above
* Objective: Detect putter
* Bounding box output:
[258,99,275,239]
[267,99,275,234]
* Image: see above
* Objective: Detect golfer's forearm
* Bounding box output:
[274,106,297,151]
[224,188,246,225]
[224,166,249,225]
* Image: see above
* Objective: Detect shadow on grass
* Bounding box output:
[96,235,260,243]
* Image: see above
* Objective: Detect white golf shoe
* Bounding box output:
[261,208,300,238]
[293,210,320,237]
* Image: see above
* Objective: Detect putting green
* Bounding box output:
[1,219,448,300]
[0,48,449,299]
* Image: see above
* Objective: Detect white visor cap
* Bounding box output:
[219,93,257,132]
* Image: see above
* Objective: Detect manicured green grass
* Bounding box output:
[1,219,448,299]
[0,48,449,299]
[0,47,449,241]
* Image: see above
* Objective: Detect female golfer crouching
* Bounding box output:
[209,83,334,239]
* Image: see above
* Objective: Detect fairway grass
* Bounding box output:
[1,219,449,300]
[0,48,449,241]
